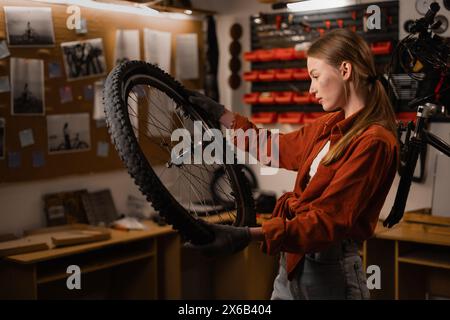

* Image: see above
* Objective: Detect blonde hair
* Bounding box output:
[307,29,397,165]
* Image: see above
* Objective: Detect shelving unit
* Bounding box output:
[364,214,450,300]
[0,222,175,299]
[243,1,419,125]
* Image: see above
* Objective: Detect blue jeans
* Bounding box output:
[271,240,370,300]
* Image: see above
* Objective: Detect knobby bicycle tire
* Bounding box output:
[103,61,255,244]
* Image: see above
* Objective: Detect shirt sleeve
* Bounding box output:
[260,137,398,255]
[231,113,314,171]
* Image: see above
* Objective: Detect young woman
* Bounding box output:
[187,29,399,300]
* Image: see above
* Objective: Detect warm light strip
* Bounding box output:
[287,0,356,12]
[30,0,200,20]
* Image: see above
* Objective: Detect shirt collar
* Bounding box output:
[320,108,363,138]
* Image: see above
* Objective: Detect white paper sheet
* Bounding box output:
[144,29,172,73]
[176,33,199,80]
[0,76,10,93]
[114,29,140,65]
[97,141,109,157]
[93,80,105,120]
[19,128,34,147]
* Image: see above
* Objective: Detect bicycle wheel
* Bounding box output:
[103,61,255,244]
[211,165,258,210]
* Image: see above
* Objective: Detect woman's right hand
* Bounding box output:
[188,91,230,123]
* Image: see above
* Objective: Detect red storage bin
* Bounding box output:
[257,49,275,61]
[274,91,294,104]
[251,112,277,124]
[258,69,276,81]
[371,42,392,55]
[243,92,260,104]
[244,51,259,62]
[294,50,306,59]
[278,112,304,124]
[293,68,310,80]
[258,92,275,104]
[274,48,296,60]
[293,92,310,104]
[396,112,416,123]
[303,112,324,124]
[243,70,259,82]
[275,68,295,81]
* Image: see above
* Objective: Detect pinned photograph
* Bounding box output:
[47,113,91,154]
[0,118,4,159]
[4,6,55,47]
[10,57,45,115]
[114,29,140,65]
[75,18,88,35]
[97,141,109,158]
[8,151,20,168]
[61,38,107,81]
[59,85,73,104]
[0,40,10,59]
[83,84,94,101]
[0,76,10,93]
[32,150,45,168]
[48,61,62,78]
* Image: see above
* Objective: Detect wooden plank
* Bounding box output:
[403,212,450,227]
[398,251,450,270]
[375,222,450,247]
[0,240,49,258]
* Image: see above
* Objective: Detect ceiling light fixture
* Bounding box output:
[30,0,160,16]
[286,0,356,12]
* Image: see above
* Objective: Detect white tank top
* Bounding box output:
[308,140,330,181]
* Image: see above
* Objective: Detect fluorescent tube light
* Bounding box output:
[287,0,356,12]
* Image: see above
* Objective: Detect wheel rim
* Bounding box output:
[121,73,246,226]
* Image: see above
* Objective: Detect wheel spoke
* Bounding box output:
[114,75,247,227]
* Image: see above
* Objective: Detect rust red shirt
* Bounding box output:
[232,109,399,280]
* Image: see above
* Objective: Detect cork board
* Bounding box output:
[0,0,204,183]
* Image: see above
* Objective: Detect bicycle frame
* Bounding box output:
[384,103,450,227]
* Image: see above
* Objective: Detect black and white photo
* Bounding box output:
[47,113,91,154]
[61,38,107,81]
[11,57,45,115]
[4,6,55,47]
[0,118,4,159]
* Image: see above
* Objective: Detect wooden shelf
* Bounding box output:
[398,251,450,270]
[37,251,155,284]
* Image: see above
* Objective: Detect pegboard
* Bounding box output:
[0,0,204,183]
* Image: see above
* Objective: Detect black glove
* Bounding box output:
[184,219,251,257]
[188,91,226,122]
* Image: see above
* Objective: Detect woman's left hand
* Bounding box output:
[184,220,251,257]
